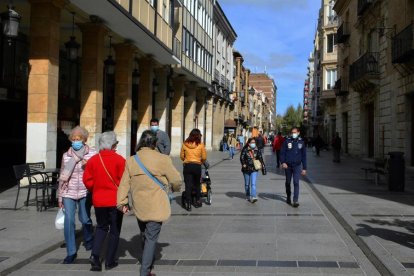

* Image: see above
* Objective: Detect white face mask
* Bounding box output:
[292,133,299,139]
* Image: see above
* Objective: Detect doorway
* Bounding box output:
[367,103,375,158]
[342,112,348,154]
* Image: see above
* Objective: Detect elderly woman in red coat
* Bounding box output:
[83,131,126,271]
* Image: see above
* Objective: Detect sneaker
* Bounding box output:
[292,202,299,208]
[105,261,118,270]
[245,197,251,202]
[89,255,102,271]
[251,197,258,203]
[63,253,77,264]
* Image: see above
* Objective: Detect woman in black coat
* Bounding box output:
[240,137,266,203]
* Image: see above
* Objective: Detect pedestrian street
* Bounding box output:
[7,148,374,276]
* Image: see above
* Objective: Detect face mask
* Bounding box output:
[249,143,256,149]
[150,126,159,132]
[292,133,299,139]
[72,141,84,151]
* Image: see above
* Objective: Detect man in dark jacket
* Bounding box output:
[150,118,171,155]
[280,127,307,207]
[255,132,265,155]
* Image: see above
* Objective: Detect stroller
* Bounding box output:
[181,161,212,206]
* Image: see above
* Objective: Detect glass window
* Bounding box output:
[327,33,337,53]
[326,69,337,89]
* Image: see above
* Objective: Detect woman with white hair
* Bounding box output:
[83,131,126,271]
[58,125,96,264]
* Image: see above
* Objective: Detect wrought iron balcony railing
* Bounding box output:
[334,78,349,96]
[392,23,414,64]
[337,22,350,43]
[349,52,379,84]
[214,69,220,83]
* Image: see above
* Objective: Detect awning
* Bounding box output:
[224,119,237,128]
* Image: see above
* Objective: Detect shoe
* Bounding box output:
[185,201,192,211]
[251,197,258,203]
[292,202,300,208]
[286,198,291,205]
[105,261,118,270]
[194,200,202,208]
[89,255,102,271]
[245,196,251,202]
[63,253,77,264]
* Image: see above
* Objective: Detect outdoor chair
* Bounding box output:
[13,163,50,211]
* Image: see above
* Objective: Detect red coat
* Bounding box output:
[83,150,126,207]
[272,135,285,152]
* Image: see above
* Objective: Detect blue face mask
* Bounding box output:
[150,126,159,132]
[72,141,84,151]
[249,143,256,149]
[292,133,299,139]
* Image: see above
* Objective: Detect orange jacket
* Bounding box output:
[180,142,207,164]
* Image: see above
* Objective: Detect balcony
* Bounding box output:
[392,23,414,64]
[334,78,349,96]
[214,69,220,83]
[173,37,181,61]
[337,22,350,43]
[357,0,373,16]
[350,52,379,88]
[220,74,226,86]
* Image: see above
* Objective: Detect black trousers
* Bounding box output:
[92,207,123,265]
[276,150,281,167]
[183,163,201,202]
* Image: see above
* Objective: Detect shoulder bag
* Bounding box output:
[250,150,262,170]
[99,153,119,189]
[134,154,173,204]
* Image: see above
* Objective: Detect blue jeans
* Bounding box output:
[229,146,235,159]
[62,197,94,256]
[284,165,302,202]
[138,220,162,276]
[243,171,258,198]
[223,142,228,152]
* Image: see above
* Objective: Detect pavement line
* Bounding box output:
[41,258,360,269]
[304,175,393,276]
[171,213,324,217]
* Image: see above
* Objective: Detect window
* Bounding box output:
[150,0,156,7]
[326,69,337,89]
[327,33,337,53]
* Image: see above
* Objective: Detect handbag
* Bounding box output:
[250,150,262,170]
[55,208,65,230]
[134,154,173,204]
[99,153,119,189]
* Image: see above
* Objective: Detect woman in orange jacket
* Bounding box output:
[180,128,207,211]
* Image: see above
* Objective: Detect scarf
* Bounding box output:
[59,145,89,184]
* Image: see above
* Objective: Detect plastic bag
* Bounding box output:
[55,208,65,230]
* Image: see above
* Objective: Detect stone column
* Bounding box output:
[26,0,65,167]
[212,98,221,150]
[205,96,214,151]
[170,76,186,156]
[196,89,206,137]
[79,22,107,149]
[113,43,135,158]
[137,57,155,138]
[184,83,196,138]
[154,67,168,131]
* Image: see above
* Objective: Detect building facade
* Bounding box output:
[334,0,414,165]
[0,0,242,182]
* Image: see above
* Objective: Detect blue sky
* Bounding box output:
[219,0,320,116]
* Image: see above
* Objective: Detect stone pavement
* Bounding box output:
[0,147,412,275]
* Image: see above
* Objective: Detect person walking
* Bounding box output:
[221,133,228,152]
[255,132,265,155]
[150,118,171,155]
[227,133,237,159]
[272,132,285,168]
[237,132,245,149]
[313,134,323,156]
[83,131,126,271]
[58,126,96,264]
[117,130,182,276]
[332,132,342,163]
[180,129,207,211]
[240,138,266,203]
[280,127,307,208]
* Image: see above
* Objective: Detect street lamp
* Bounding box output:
[1,3,21,43]
[64,12,80,61]
[104,35,115,75]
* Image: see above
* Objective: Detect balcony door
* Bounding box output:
[367,103,375,158]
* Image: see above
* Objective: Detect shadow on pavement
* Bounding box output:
[356,223,414,250]
[118,234,169,263]
[258,192,286,202]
